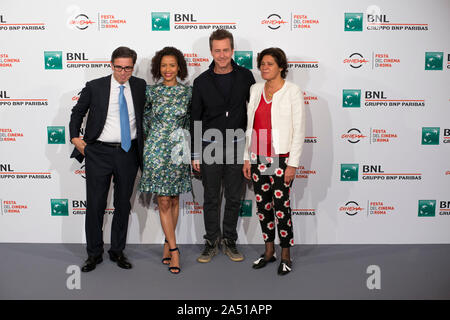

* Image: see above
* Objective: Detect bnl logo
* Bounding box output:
[418,200,436,217]
[425,52,443,70]
[152,12,170,31]
[345,12,390,31]
[344,13,363,31]
[341,164,359,181]
[234,51,253,69]
[421,127,440,145]
[47,126,65,144]
[51,199,69,216]
[44,51,63,69]
[342,89,361,108]
[239,200,252,217]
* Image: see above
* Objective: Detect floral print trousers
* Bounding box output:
[250,155,294,248]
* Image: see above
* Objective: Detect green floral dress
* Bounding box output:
[139,83,192,196]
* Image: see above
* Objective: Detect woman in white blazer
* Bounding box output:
[243,48,305,275]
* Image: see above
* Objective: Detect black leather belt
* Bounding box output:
[95,140,137,148]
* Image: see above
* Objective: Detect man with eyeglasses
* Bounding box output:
[69,46,146,272]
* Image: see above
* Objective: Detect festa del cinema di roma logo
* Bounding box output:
[261,14,288,30]
[343,53,369,68]
[342,128,397,144]
[183,200,251,216]
[343,52,400,69]
[69,14,95,30]
[340,201,364,216]
[68,13,127,30]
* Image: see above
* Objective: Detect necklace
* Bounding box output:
[265,80,284,99]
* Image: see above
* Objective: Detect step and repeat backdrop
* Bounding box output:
[1,0,449,244]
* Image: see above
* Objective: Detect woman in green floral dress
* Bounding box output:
[139,47,191,274]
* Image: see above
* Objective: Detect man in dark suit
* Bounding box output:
[69,46,146,272]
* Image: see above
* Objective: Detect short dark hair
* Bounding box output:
[257,47,289,79]
[151,46,188,81]
[111,46,137,65]
[209,29,234,50]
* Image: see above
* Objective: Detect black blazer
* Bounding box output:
[69,75,147,167]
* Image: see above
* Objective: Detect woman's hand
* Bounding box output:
[191,160,200,173]
[284,165,296,185]
[243,160,251,180]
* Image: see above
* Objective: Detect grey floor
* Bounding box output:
[1,243,449,300]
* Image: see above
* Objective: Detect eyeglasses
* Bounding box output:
[113,65,134,72]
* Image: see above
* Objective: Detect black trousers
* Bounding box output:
[84,140,139,257]
[200,142,244,242]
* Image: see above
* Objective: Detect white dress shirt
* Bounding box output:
[98,76,137,143]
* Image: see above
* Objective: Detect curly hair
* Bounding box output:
[257,47,289,79]
[151,46,188,81]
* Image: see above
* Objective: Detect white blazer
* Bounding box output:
[244,81,306,168]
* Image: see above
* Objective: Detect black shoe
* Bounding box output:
[277,259,292,275]
[162,239,171,265]
[168,247,181,274]
[81,255,103,272]
[252,254,276,269]
[109,252,132,269]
